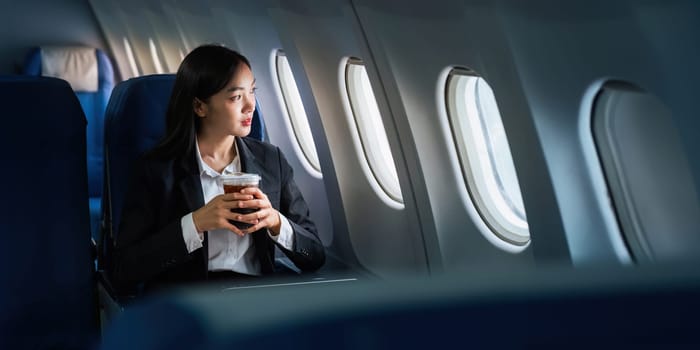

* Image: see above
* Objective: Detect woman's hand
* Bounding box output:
[191,188,281,236]
[192,192,253,236]
[234,187,282,235]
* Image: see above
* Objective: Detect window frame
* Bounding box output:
[443,67,530,248]
[273,50,322,178]
[590,80,700,263]
[340,57,404,209]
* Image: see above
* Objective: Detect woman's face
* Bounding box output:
[196,64,256,138]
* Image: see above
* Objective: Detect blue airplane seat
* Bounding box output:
[0,76,95,349]
[23,46,115,243]
[249,101,268,142]
[100,74,267,274]
[101,74,175,274]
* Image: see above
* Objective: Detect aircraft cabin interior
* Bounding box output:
[1,0,700,348]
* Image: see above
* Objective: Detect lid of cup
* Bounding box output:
[220,172,261,184]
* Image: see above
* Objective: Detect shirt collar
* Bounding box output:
[195,138,240,177]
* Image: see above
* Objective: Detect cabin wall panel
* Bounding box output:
[268,0,431,277]
[352,0,569,270]
[497,0,700,264]
[0,0,107,74]
[631,2,700,198]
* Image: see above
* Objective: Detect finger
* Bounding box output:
[224,210,241,221]
[220,193,236,201]
[241,187,268,200]
[214,216,242,235]
[240,186,260,196]
[222,220,246,236]
[255,198,271,209]
[236,211,264,224]
[237,199,270,210]
[222,192,254,201]
[221,200,248,209]
[229,225,246,237]
[242,210,276,233]
[221,212,254,229]
[242,209,279,234]
[242,222,263,234]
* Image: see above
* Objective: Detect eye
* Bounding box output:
[230,95,242,101]
[250,87,258,95]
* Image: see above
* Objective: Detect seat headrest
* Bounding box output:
[105,74,174,144]
[40,46,98,92]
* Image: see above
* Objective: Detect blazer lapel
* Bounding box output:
[237,137,275,192]
[236,137,260,178]
[236,137,275,273]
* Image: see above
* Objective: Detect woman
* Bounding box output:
[113,44,325,293]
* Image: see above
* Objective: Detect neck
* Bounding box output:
[197,134,237,164]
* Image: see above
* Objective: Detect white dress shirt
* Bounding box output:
[180,139,294,275]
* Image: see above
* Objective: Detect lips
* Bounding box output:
[241,118,252,126]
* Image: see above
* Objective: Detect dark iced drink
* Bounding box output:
[222,173,261,229]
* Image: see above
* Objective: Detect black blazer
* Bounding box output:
[113,137,325,292]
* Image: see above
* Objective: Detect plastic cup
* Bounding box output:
[221,173,261,229]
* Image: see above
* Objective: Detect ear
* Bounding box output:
[193,97,207,118]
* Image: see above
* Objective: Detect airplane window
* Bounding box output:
[344,58,403,206]
[148,38,165,74]
[275,51,322,176]
[445,68,529,246]
[593,82,700,263]
[123,37,140,77]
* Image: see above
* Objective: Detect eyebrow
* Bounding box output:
[225,78,256,93]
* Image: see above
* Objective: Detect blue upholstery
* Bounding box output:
[101,74,175,271]
[23,47,115,241]
[0,76,95,349]
[100,73,267,271]
[249,102,268,142]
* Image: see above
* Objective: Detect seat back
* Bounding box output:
[101,74,175,270]
[100,266,700,349]
[100,74,266,270]
[0,76,95,349]
[23,46,115,240]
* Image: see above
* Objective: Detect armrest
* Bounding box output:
[96,269,138,327]
[274,256,302,275]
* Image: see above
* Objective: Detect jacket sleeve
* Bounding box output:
[274,148,326,271]
[112,159,194,290]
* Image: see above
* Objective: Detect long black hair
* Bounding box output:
[151,44,251,159]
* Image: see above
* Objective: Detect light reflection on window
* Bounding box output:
[345,58,403,205]
[275,51,322,175]
[446,69,529,245]
[123,37,139,77]
[148,38,164,74]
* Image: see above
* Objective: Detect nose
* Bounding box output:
[243,94,255,114]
